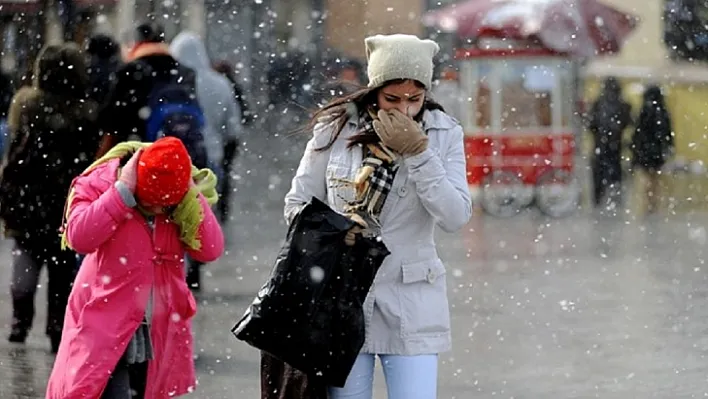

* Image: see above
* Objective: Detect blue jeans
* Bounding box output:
[328,353,438,399]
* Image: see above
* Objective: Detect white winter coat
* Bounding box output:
[285,107,471,355]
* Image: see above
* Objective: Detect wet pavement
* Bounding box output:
[2,128,708,398]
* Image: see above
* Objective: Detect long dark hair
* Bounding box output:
[307,79,444,152]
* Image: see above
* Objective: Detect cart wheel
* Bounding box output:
[535,169,580,218]
[481,171,525,218]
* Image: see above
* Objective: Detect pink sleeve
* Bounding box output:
[65,179,133,254]
[185,194,225,263]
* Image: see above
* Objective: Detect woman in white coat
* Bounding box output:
[284,34,472,398]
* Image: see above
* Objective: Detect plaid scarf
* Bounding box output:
[342,111,399,228]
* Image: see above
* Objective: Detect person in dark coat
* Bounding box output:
[84,33,121,106]
[213,60,249,223]
[588,77,633,207]
[632,85,674,213]
[94,21,198,158]
[0,43,98,353]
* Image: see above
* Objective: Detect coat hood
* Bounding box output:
[643,85,665,106]
[169,32,210,71]
[34,43,89,99]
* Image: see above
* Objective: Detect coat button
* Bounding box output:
[398,186,408,197]
[426,269,437,283]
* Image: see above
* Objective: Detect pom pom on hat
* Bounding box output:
[365,34,440,89]
[136,137,192,207]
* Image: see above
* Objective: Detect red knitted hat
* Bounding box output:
[135,137,192,207]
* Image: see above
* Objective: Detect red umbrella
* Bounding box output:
[422,0,639,57]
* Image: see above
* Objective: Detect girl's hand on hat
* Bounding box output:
[118,149,142,193]
[373,109,428,156]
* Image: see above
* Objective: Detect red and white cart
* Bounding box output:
[424,0,638,217]
[457,40,581,217]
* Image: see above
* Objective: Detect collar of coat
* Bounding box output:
[128,42,170,62]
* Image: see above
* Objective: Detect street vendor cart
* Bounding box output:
[424,0,638,217]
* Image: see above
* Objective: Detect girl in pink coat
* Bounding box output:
[46,137,224,399]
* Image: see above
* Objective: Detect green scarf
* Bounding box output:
[61,141,219,251]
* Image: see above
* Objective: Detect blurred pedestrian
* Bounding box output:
[46,137,224,398]
[84,33,122,106]
[281,34,471,399]
[588,77,633,208]
[0,43,98,353]
[632,85,674,213]
[213,60,251,223]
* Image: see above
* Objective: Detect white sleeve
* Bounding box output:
[284,123,333,225]
[404,125,472,232]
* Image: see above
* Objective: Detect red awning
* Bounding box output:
[0,0,41,14]
[423,0,639,57]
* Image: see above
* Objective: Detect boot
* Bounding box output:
[8,297,34,344]
[8,327,27,343]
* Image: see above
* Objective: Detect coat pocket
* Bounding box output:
[399,258,450,338]
[326,162,355,211]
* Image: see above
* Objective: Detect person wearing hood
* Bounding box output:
[170,31,241,290]
[170,31,241,178]
[0,43,99,353]
[632,85,674,213]
[588,77,633,208]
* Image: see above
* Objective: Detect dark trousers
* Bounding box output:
[592,155,623,207]
[10,238,75,338]
[261,352,327,399]
[101,357,148,399]
[186,256,203,291]
[218,139,238,223]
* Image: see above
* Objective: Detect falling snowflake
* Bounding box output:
[310,266,325,283]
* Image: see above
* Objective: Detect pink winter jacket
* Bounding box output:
[46,159,224,399]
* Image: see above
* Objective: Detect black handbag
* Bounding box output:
[232,197,390,388]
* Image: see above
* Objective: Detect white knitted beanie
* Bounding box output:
[365,34,440,90]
